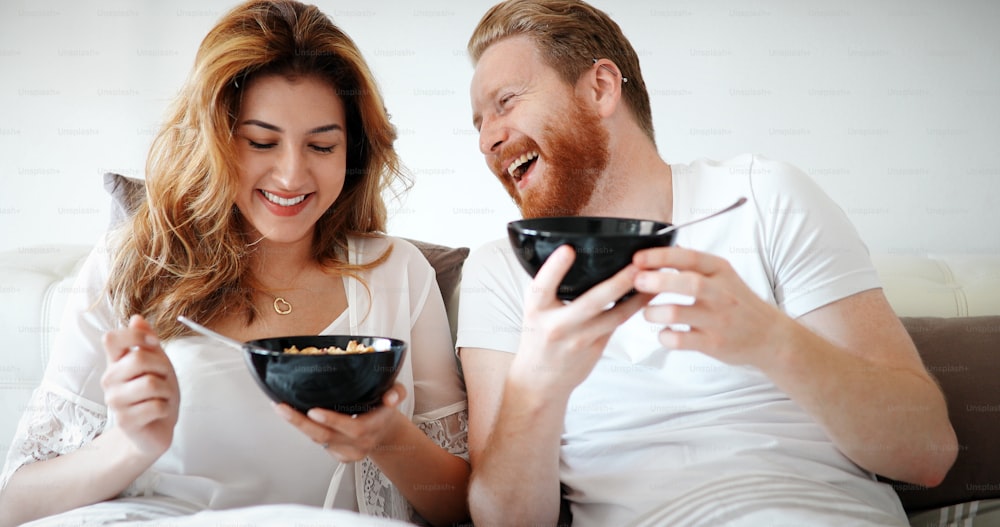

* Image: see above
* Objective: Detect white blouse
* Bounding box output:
[1,235,467,524]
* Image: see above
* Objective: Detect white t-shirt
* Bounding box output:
[3,235,467,523]
[456,154,908,526]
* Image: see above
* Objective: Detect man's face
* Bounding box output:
[471,35,609,218]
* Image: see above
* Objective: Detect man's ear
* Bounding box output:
[584,58,625,118]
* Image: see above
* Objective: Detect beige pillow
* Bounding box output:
[103,172,145,227]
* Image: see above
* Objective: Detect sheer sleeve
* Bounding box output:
[417,410,468,461]
[356,238,468,523]
[0,386,106,493]
[407,249,467,421]
[357,409,469,524]
[405,240,468,459]
[349,237,466,419]
[1,239,117,495]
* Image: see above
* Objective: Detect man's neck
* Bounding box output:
[579,128,674,224]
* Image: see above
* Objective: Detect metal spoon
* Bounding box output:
[655,196,747,235]
[177,315,270,354]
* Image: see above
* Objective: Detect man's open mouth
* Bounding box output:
[507,151,538,182]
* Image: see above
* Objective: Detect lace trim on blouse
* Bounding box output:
[0,387,106,493]
[358,409,469,524]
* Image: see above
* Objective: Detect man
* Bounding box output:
[455,1,958,526]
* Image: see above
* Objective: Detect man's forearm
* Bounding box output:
[764,318,958,486]
[469,375,569,527]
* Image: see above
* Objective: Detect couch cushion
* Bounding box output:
[873,255,1000,317]
[884,316,1000,512]
[0,245,92,452]
[907,498,1000,527]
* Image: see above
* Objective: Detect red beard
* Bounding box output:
[489,95,610,218]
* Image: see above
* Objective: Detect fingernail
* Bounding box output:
[307,408,322,420]
[145,334,160,347]
[386,391,399,405]
[274,404,293,420]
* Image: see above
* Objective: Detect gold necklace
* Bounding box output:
[272,296,292,315]
[255,290,294,315]
[257,264,312,316]
[259,284,300,316]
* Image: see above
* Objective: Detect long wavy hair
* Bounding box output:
[468,0,654,142]
[107,0,406,339]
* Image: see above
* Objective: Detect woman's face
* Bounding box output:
[234,74,348,247]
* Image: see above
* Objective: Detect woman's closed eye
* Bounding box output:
[310,144,336,154]
[248,139,276,150]
[246,139,337,154]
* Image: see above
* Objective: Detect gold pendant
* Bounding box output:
[273,297,292,315]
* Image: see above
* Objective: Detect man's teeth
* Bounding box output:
[507,151,539,179]
[261,190,307,207]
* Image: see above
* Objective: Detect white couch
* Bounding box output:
[2,244,999,524]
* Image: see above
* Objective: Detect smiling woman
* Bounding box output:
[114,0,407,338]
[0,1,469,526]
[233,75,349,244]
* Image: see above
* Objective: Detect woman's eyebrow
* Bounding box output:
[307,123,343,134]
[240,119,343,134]
[241,119,282,132]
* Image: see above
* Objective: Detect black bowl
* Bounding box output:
[243,335,407,414]
[507,216,677,301]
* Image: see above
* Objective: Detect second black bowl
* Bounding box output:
[507,216,677,300]
[243,335,407,414]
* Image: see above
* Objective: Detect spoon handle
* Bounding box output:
[657,196,747,235]
[177,315,246,351]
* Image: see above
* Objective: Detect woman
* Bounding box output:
[0,1,469,525]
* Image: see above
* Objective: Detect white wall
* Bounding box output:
[1,0,998,257]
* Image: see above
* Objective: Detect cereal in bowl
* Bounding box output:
[283,340,375,355]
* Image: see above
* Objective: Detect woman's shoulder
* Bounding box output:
[349,234,429,270]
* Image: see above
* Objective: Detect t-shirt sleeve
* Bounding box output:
[749,156,882,318]
[455,238,528,356]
